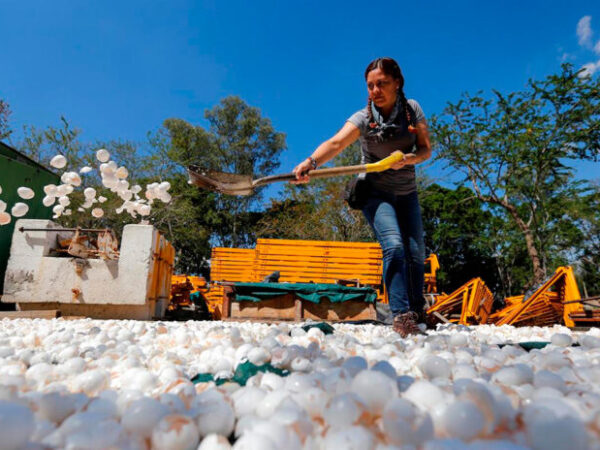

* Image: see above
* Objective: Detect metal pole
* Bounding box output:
[18,227,111,233]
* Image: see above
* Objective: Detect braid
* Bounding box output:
[398,89,417,134]
[366,97,376,129]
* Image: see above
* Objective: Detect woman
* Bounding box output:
[293,57,432,337]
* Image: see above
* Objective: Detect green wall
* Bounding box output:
[0,142,59,293]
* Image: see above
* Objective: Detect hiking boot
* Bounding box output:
[393,311,427,338]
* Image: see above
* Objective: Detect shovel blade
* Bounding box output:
[188,166,255,196]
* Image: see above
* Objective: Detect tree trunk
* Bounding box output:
[505,205,546,287]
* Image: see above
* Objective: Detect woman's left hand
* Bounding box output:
[390,151,417,170]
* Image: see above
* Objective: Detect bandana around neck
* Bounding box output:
[368,94,405,142]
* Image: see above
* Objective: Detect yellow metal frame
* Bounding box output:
[424,253,440,294]
[494,266,583,327]
[427,277,493,325]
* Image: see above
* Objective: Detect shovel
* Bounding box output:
[188,152,404,196]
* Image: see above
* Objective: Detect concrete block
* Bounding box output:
[10,219,72,257]
[2,220,174,320]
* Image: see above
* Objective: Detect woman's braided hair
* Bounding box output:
[365,57,417,133]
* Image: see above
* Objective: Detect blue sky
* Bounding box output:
[1,0,599,199]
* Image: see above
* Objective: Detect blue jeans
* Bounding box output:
[362,189,425,316]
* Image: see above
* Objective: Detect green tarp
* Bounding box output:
[301,322,335,335]
[191,361,290,386]
[232,282,377,304]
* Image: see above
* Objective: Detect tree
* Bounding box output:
[420,183,503,294]
[155,96,287,249]
[430,64,600,287]
[0,99,11,140]
[255,142,374,242]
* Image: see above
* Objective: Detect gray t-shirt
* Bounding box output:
[347,99,426,195]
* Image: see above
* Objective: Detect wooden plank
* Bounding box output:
[0,310,61,319]
[255,261,382,272]
[222,286,232,318]
[302,299,376,321]
[230,295,296,320]
[294,298,303,320]
[257,238,381,249]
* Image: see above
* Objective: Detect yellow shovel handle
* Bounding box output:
[365,152,404,173]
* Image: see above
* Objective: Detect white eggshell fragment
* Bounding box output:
[198,433,232,450]
[83,188,96,199]
[11,202,29,217]
[0,400,35,449]
[116,166,129,179]
[17,186,35,200]
[351,370,398,414]
[383,398,434,447]
[551,333,572,347]
[122,397,169,437]
[91,208,104,218]
[50,154,67,169]
[42,195,55,207]
[139,204,151,216]
[79,166,93,174]
[439,400,486,441]
[0,212,11,225]
[0,200,6,213]
[96,149,110,163]
[151,414,199,450]
[43,184,58,196]
[323,393,361,428]
[58,196,70,207]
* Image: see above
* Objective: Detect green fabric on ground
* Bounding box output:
[232,282,377,304]
[231,360,289,385]
[301,322,335,335]
[497,341,550,351]
[191,361,290,386]
[498,341,581,351]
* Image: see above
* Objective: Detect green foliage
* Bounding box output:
[420,183,502,293]
[158,96,286,248]
[430,64,600,286]
[0,99,12,140]
[255,142,373,242]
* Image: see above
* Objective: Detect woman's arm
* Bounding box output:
[390,119,432,169]
[293,122,361,182]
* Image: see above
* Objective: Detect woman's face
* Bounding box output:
[366,68,400,111]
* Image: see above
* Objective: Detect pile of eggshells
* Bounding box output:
[0,149,172,226]
[0,320,599,450]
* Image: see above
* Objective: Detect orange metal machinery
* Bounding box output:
[490,266,583,327]
[426,277,494,325]
[424,254,440,294]
[169,275,209,309]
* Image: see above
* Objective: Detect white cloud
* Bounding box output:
[579,60,600,77]
[577,16,593,47]
[595,40,600,55]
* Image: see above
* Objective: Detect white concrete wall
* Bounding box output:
[2,220,173,319]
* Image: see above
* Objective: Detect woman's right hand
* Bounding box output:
[291,158,314,184]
